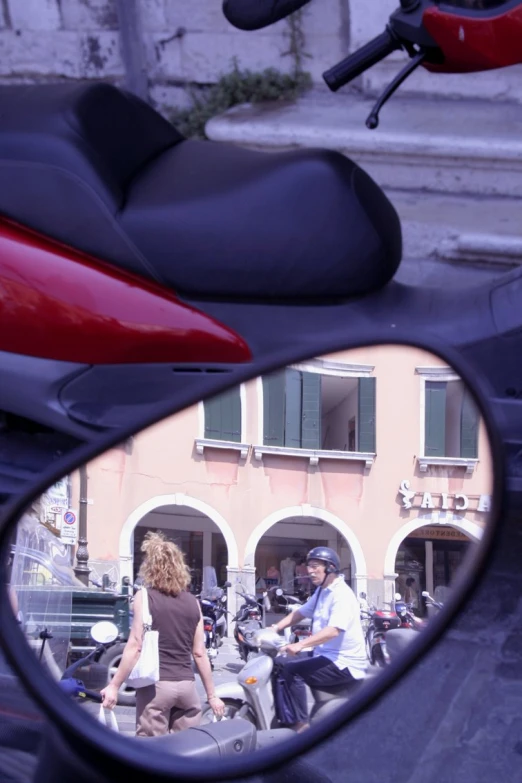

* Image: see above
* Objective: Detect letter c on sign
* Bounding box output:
[455,494,469,511]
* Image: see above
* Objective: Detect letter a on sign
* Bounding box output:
[477,495,491,513]
[420,492,434,509]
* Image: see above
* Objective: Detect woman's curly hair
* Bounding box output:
[139,531,191,595]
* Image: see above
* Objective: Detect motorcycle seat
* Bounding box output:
[0,82,402,301]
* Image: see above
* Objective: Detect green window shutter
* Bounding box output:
[204,387,241,442]
[284,369,303,448]
[357,377,376,453]
[460,388,479,458]
[204,396,222,440]
[425,381,446,456]
[300,372,321,450]
[263,372,285,446]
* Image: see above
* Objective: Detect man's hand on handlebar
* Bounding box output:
[281,641,305,656]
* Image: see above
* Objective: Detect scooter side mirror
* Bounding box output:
[90,621,119,645]
[275,588,284,596]
[421,591,430,598]
[223,581,232,588]
[394,592,402,600]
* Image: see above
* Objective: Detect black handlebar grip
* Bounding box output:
[323,27,402,92]
[82,688,103,703]
[223,0,312,31]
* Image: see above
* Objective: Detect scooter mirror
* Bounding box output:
[90,621,119,645]
[394,592,402,601]
[1,343,498,781]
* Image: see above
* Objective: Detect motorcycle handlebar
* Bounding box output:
[323,27,402,92]
[80,687,103,703]
[222,0,312,30]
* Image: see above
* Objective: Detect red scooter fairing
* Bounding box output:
[423,0,522,73]
[0,219,249,366]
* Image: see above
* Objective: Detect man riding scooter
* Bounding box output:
[270,547,367,732]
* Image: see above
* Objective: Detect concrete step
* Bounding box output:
[206,92,522,199]
[205,93,522,281]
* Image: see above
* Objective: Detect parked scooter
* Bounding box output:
[363,593,417,667]
[366,592,443,666]
[233,588,265,663]
[4,1,522,780]
[200,628,360,728]
[197,581,231,669]
[58,621,120,710]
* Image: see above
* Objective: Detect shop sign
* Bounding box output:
[42,478,69,510]
[407,525,470,542]
[399,480,491,513]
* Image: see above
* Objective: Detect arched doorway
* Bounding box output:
[384,513,483,612]
[134,507,230,593]
[119,494,239,591]
[244,505,367,600]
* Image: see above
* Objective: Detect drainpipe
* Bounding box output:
[74,465,90,586]
[115,0,149,102]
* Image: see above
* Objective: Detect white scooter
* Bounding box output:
[200,628,362,729]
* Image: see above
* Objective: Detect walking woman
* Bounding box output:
[101,532,224,735]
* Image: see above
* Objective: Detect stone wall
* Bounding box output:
[0,0,521,110]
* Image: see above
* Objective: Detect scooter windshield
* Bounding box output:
[9,508,80,678]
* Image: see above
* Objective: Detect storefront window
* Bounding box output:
[396,527,472,615]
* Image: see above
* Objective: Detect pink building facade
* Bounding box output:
[69,344,493,617]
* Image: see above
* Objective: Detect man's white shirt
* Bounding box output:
[300,577,367,679]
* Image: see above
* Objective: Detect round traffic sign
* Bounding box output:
[63,511,76,525]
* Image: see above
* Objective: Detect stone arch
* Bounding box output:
[119,493,239,580]
[244,504,367,594]
[383,512,483,577]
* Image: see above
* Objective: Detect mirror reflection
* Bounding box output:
[7,345,493,755]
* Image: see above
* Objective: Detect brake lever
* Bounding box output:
[366,49,426,129]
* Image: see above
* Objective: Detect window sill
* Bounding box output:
[418,456,478,475]
[253,445,375,470]
[195,439,249,459]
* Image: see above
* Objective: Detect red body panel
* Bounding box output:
[423,4,522,73]
[0,220,251,365]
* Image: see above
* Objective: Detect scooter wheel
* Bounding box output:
[373,645,386,667]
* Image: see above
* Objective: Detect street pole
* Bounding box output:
[74,465,90,586]
[115,0,149,102]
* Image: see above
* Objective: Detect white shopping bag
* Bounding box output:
[98,704,119,732]
[127,588,160,688]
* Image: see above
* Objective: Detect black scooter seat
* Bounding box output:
[0,83,402,301]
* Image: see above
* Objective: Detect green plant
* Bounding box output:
[168,11,312,139]
[283,7,312,77]
[169,62,311,139]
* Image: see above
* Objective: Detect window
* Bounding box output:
[203,387,241,442]
[424,380,478,459]
[262,370,376,452]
